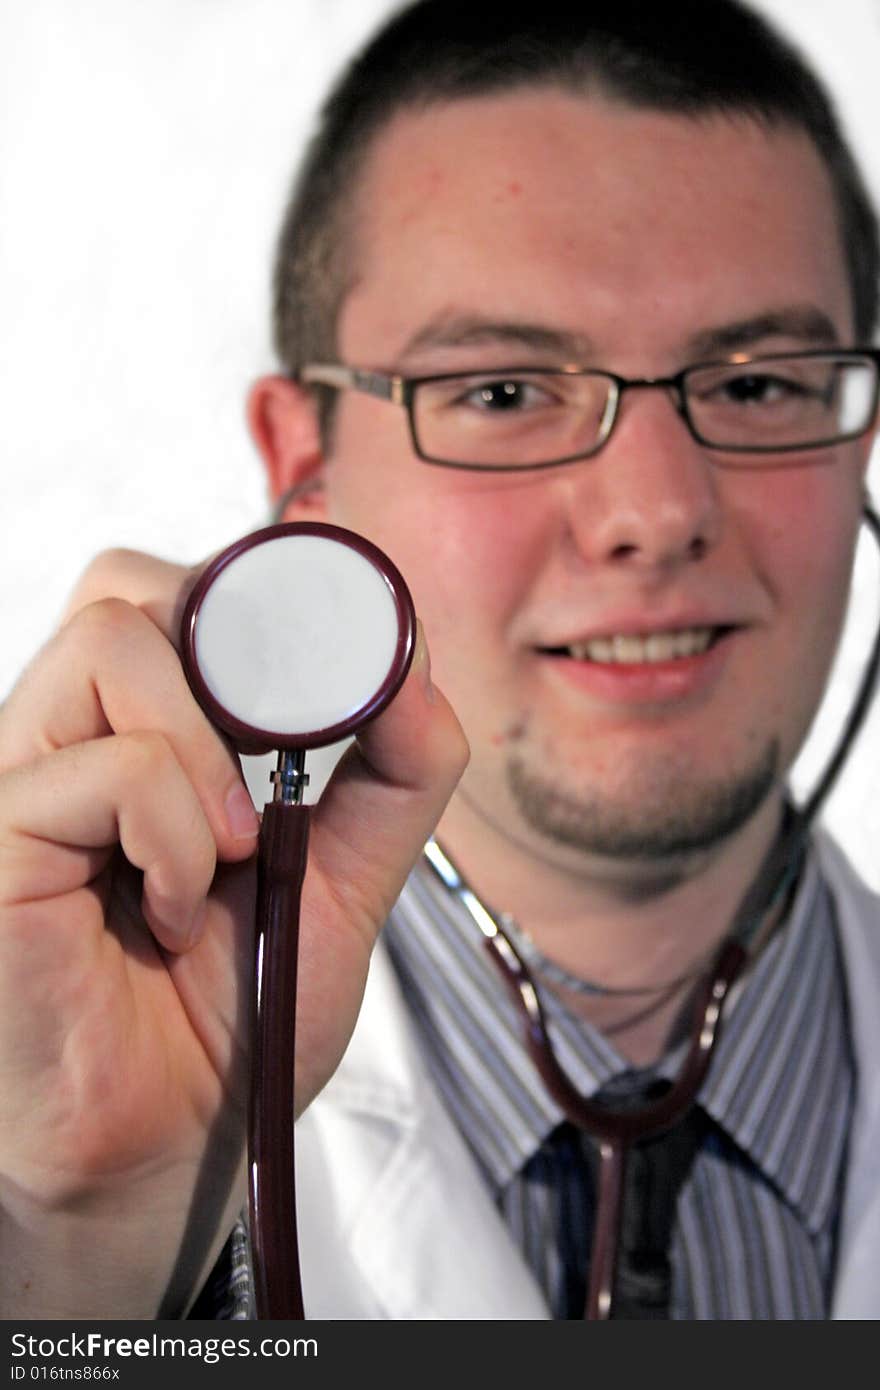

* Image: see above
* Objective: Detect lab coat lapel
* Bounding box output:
[818,835,880,1318]
[302,945,550,1320]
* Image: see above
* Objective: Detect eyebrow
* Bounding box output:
[398,314,595,362]
[396,304,841,368]
[685,307,840,359]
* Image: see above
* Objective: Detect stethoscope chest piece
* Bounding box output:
[181,521,416,753]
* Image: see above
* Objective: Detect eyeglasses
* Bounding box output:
[300,349,880,471]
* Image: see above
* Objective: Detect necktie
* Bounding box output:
[527,1077,709,1319]
[598,1078,710,1319]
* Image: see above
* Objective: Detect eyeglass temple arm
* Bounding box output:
[299,363,406,405]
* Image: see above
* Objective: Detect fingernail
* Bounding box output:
[412,620,435,704]
[225,782,260,839]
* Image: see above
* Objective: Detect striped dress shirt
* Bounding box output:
[382,842,854,1319]
[202,840,853,1319]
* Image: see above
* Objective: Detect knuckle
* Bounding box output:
[116,728,177,780]
[66,548,153,611]
[62,594,147,649]
[63,553,195,655]
[64,549,191,633]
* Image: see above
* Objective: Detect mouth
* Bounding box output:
[540,625,735,665]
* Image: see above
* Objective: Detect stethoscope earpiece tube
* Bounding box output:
[800,503,880,826]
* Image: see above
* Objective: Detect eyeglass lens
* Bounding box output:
[410,354,877,468]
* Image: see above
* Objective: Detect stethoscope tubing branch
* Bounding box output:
[484,930,747,1320]
[801,503,880,824]
[483,934,747,1146]
[249,800,310,1320]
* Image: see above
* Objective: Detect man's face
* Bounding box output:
[314,91,872,870]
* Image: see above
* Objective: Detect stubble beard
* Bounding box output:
[506,736,780,867]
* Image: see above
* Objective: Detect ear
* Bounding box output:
[247,374,328,522]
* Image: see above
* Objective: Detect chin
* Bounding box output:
[506,738,780,863]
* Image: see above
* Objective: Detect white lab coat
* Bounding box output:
[295,833,880,1319]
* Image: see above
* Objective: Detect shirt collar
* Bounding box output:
[692,853,852,1235]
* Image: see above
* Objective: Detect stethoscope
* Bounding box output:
[180,505,880,1321]
[181,522,416,1319]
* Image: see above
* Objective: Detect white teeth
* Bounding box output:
[573,637,610,662]
[613,635,644,663]
[566,627,715,664]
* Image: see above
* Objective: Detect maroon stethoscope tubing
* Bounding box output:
[180,522,417,1320]
[483,927,747,1319]
[249,798,310,1319]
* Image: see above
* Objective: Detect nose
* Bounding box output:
[564,387,723,570]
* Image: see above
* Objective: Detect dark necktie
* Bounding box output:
[531,1077,710,1319]
[599,1078,710,1319]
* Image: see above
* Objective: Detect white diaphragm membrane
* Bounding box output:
[194,533,402,739]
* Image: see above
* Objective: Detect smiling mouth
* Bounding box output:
[542,626,733,664]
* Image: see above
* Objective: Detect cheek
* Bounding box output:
[325,422,554,649]
[734,464,864,750]
[742,463,862,619]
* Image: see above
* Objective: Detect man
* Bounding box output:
[0,0,878,1319]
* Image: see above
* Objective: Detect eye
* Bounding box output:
[720,371,812,405]
[455,377,558,411]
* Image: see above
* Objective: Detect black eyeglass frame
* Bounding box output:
[299,349,880,472]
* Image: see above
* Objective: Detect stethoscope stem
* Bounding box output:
[587,1140,626,1319]
[249,794,310,1320]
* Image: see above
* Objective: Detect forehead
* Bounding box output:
[338,89,852,364]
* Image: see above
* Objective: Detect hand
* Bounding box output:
[0,547,467,1318]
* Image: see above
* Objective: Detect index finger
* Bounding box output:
[0,599,260,858]
[59,547,203,645]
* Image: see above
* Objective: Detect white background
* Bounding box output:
[1,1,879,878]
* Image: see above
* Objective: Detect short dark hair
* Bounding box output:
[272,0,879,421]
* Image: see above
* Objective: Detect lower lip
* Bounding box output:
[540,633,735,706]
